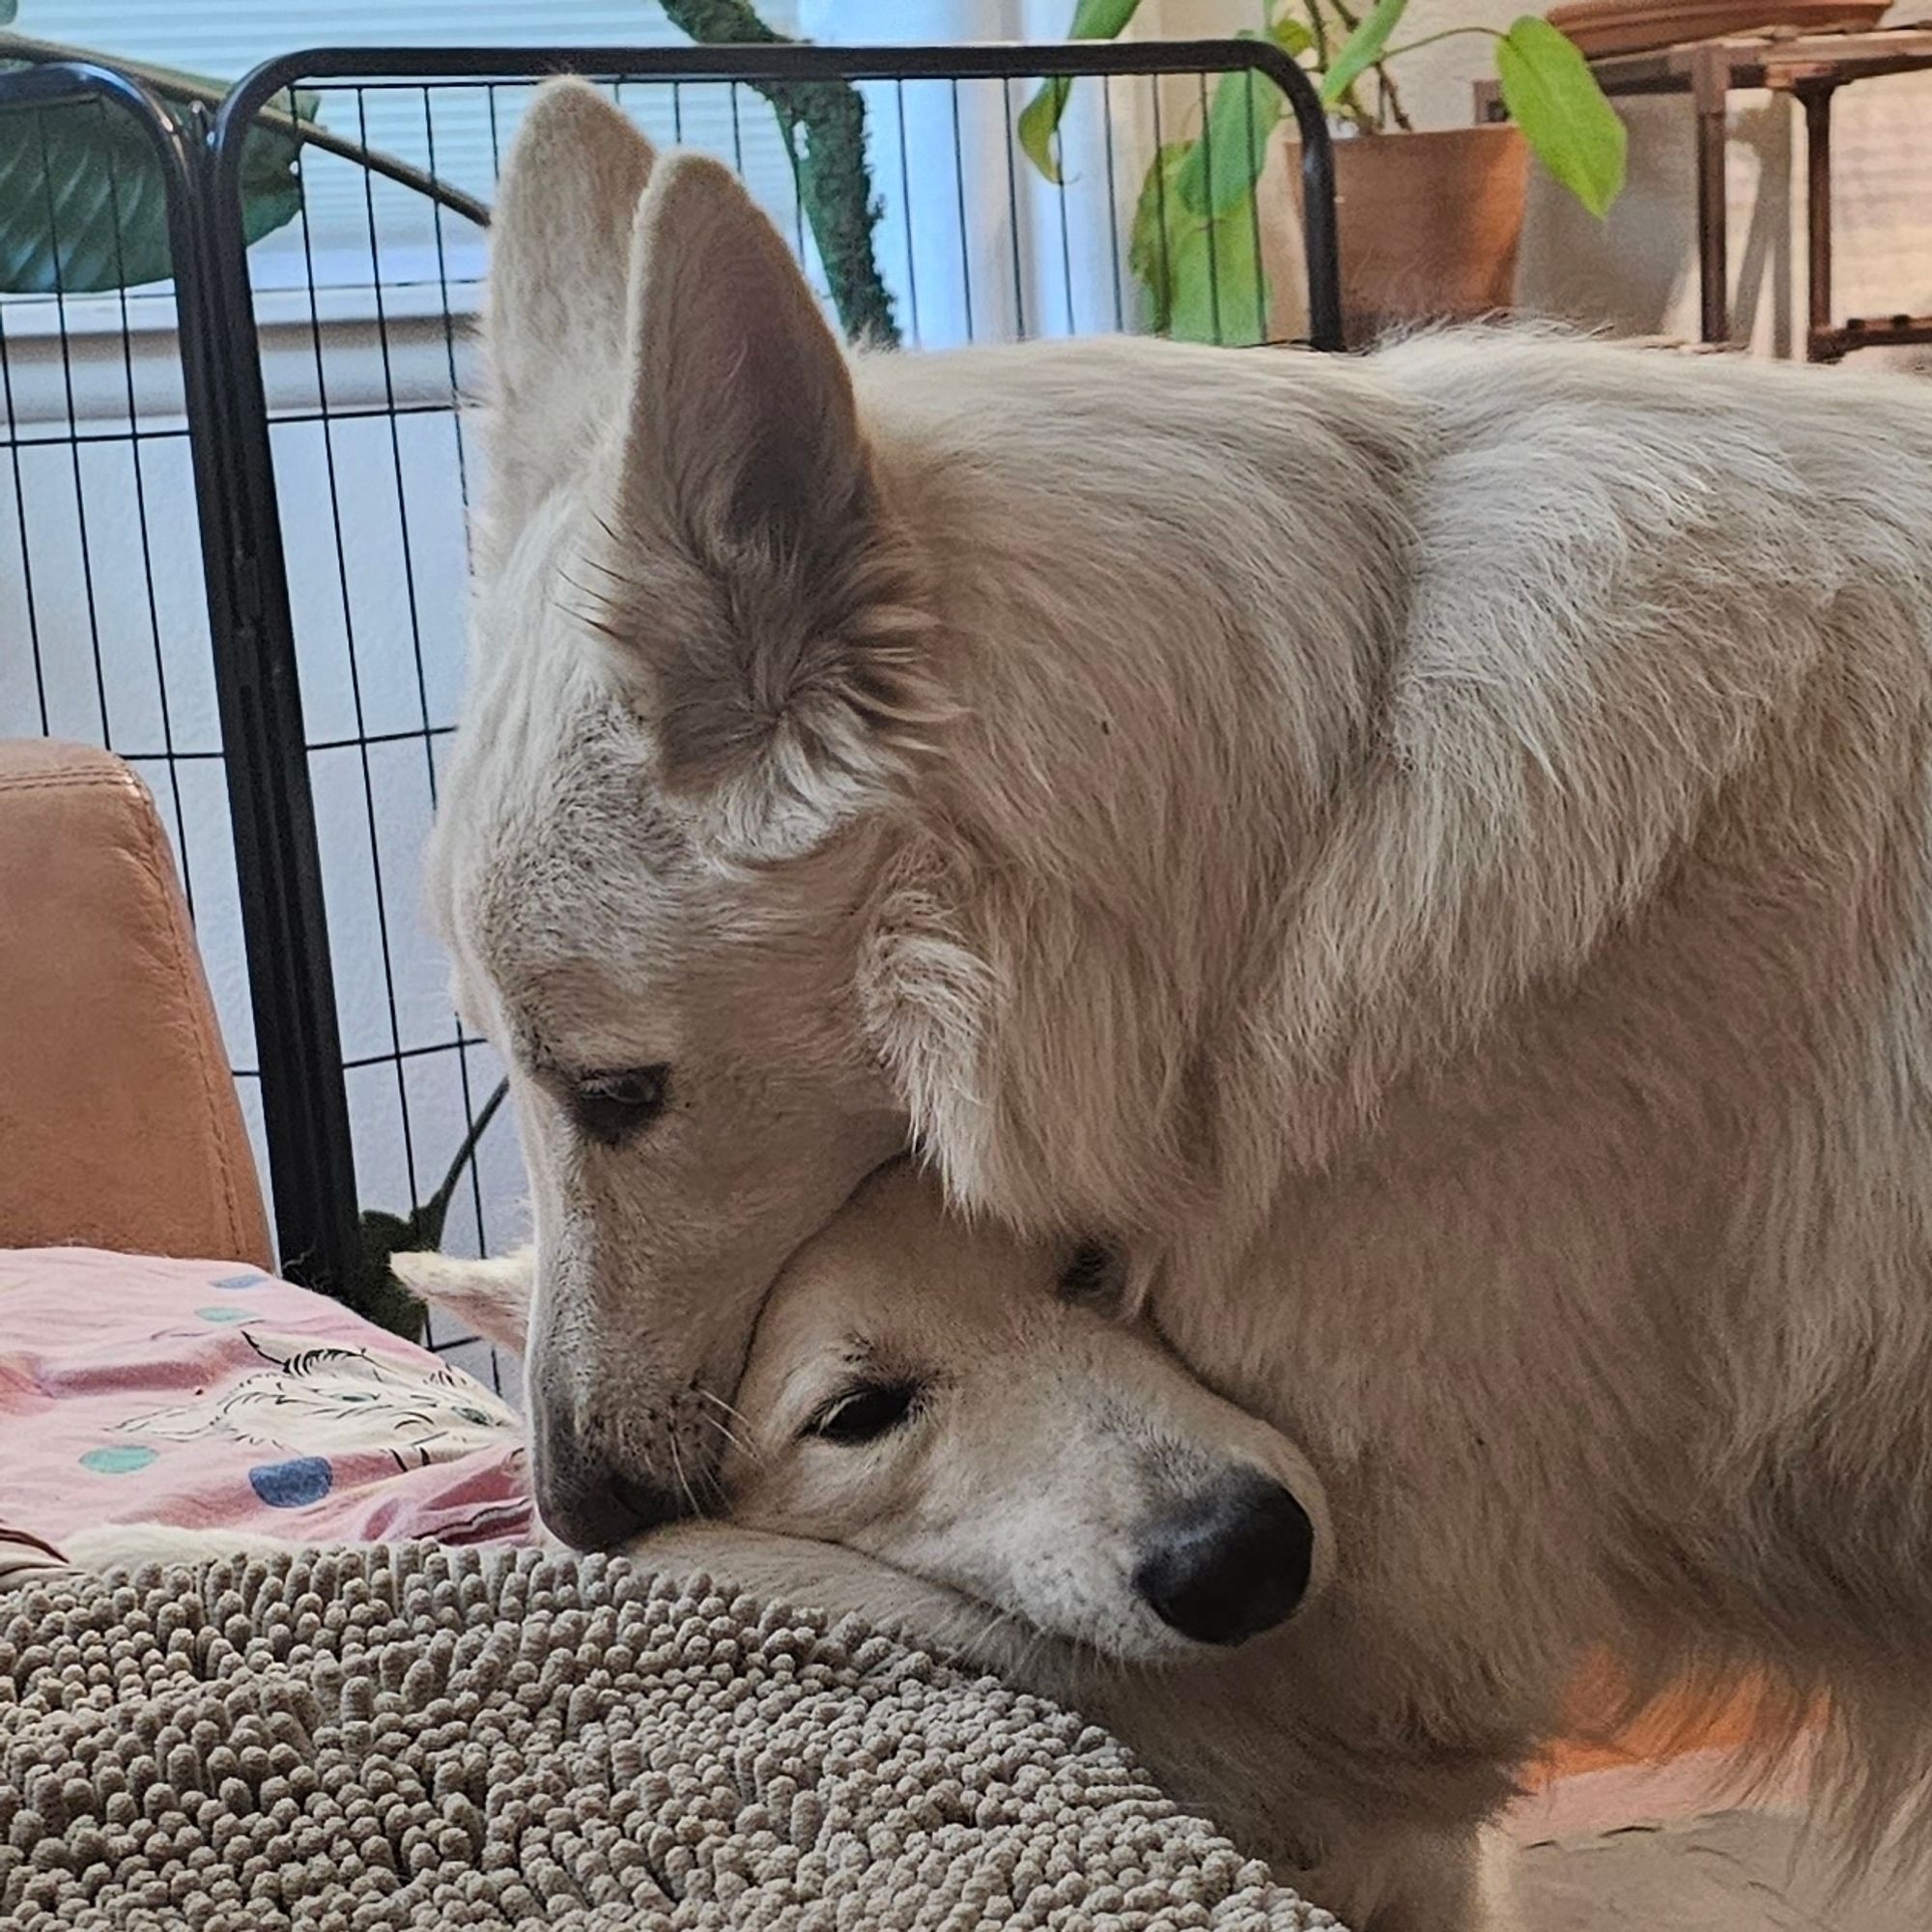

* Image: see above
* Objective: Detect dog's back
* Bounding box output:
[1037,331,1932,1858]
[845,326,1932,1862]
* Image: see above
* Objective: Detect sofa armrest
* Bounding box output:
[0,739,272,1266]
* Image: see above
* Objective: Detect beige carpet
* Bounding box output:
[1508,1762,1927,1931]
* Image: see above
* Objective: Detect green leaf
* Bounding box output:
[1495,14,1626,217]
[0,95,175,292]
[1174,57,1286,219]
[1129,139,1270,347]
[1268,15,1315,58]
[1017,0,1145,184]
[0,4,17,24]
[1017,78,1073,185]
[0,72,314,294]
[1321,0,1408,107]
[1064,0,1145,39]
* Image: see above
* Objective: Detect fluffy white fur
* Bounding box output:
[418,76,1932,1932]
[395,1168,1335,1662]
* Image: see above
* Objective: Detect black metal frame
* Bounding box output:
[2,41,1343,1301]
[0,57,365,1289]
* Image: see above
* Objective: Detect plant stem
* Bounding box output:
[657,0,898,346]
[420,1077,509,1237]
[1381,24,1504,62]
[1302,0,1333,70]
[1322,0,1413,132]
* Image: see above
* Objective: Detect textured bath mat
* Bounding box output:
[0,1544,1340,1928]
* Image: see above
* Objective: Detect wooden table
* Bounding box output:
[1475,25,1932,359]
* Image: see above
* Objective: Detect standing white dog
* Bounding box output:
[431,74,1932,1924]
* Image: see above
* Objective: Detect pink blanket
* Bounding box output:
[0,1247,533,1549]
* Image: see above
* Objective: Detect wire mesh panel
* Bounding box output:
[0,64,284,1213]
[196,40,1339,1398]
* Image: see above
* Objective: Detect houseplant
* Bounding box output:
[0,0,899,347]
[1023,0,1628,345]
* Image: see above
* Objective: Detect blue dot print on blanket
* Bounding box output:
[249,1457,332,1508]
[211,1272,268,1291]
[79,1444,157,1476]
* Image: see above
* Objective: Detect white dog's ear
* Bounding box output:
[389,1247,534,1355]
[482,80,656,549]
[624,152,867,577]
[597,154,947,858]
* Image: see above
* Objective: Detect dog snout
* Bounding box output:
[532,1410,684,1550]
[1132,1471,1315,1646]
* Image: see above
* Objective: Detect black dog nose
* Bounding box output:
[532,1422,686,1550]
[1133,1472,1315,1646]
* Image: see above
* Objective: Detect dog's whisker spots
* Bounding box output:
[693,1385,749,1427]
[696,1408,752,1463]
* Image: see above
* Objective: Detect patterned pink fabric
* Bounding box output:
[0,1247,532,1549]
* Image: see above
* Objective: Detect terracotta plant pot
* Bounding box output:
[1340,126,1531,344]
[1267,126,1531,348]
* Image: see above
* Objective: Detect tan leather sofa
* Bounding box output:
[0,738,271,1267]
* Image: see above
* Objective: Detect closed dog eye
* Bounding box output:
[570,1065,672,1146]
[1057,1240,1125,1309]
[803,1380,923,1445]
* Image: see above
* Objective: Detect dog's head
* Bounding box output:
[433,82,940,1546]
[724,1162,1330,1658]
[401,1166,1329,1661]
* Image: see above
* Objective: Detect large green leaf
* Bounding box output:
[1129,139,1269,347]
[1175,54,1286,219]
[1495,14,1626,217]
[1017,0,1145,185]
[0,65,315,294]
[1320,0,1408,107]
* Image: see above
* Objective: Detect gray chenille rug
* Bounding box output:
[0,1544,1340,1929]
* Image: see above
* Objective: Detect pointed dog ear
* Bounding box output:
[390,1247,534,1355]
[620,151,869,584]
[589,152,946,859]
[480,80,657,553]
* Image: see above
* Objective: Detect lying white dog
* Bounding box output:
[59,1164,1517,1929]
[401,1164,1331,1662]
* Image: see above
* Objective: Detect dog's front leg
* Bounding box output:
[634,1523,1042,1669]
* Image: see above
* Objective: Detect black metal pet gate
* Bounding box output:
[0,38,1340,1384]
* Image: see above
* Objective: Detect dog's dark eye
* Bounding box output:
[1058,1240,1123,1307]
[805,1381,921,1445]
[571,1065,670,1147]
